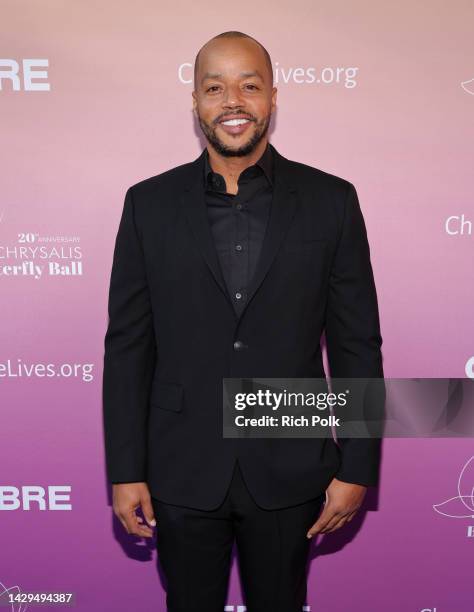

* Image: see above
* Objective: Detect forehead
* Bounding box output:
[197,38,267,82]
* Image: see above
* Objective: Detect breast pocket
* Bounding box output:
[150,379,184,413]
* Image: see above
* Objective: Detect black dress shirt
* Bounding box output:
[204,143,274,317]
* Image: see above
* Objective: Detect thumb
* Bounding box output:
[141,497,156,527]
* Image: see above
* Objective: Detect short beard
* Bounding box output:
[197,113,271,157]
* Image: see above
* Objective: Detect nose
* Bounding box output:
[222,83,244,107]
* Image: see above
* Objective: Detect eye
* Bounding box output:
[244,84,258,90]
[206,86,220,92]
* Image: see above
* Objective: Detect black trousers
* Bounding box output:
[151,459,325,612]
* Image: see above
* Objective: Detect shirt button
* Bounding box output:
[235,292,242,300]
[236,203,243,210]
[235,244,242,251]
[233,340,246,350]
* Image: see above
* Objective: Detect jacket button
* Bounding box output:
[233,340,246,350]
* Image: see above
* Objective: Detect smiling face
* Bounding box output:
[192,36,277,157]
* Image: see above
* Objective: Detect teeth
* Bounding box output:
[221,118,250,126]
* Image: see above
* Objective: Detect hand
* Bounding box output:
[306,477,367,538]
[112,482,156,538]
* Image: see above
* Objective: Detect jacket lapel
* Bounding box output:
[243,146,299,318]
[181,149,232,308]
[181,144,300,320]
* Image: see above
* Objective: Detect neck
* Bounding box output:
[206,140,268,188]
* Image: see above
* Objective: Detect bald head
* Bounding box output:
[194,31,273,89]
[191,31,276,158]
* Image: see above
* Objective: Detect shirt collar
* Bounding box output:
[203,142,274,189]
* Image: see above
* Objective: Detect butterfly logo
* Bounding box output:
[0,580,29,611]
[461,78,474,95]
[433,456,474,519]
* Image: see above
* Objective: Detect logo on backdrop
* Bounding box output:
[433,456,474,537]
[0,359,94,382]
[461,77,474,95]
[0,486,72,511]
[0,59,50,91]
[465,356,474,380]
[0,230,83,279]
[445,214,472,236]
[178,62,359,89]
[0,580,29,611]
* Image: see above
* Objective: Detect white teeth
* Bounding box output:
[221,118,250,126]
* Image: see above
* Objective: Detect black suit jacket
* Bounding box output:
[102,143,384,510]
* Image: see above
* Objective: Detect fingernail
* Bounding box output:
[150,519,156,526]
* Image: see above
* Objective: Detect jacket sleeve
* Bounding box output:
[102,186,157,484]
[324,181,385,487]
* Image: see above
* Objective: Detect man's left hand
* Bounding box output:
[306,478,367,538]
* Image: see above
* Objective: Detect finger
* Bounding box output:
[130,511,154,537]
[306,507,338,538]
[123,510,154,538]
[325,515,349,533]
[319,512,350,534]
[127,519,154,538]
[135,516,153,538]
[140,496,157,527]
[131,509,155,537]
[346,510,358,523]
[135,524,155,538]
[114,507,148,536]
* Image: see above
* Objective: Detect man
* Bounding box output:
[103,31,384,612]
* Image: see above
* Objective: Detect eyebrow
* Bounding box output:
[201,70,264,85]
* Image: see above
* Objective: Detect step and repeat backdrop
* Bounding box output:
[1,1,473,611]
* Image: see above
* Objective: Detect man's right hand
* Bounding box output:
[112,482,156,538]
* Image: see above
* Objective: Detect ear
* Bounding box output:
[271,86,278,113]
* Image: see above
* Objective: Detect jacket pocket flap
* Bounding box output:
[150,380,183,412]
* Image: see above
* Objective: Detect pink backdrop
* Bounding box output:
[1,1,473,610]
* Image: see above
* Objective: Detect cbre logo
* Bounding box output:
[0,485,71,510]
[0,59,50,91]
